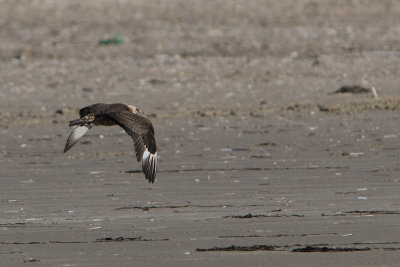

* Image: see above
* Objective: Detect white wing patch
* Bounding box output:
[64,125,90,153]
[142,149,151,160]
[141,148,157,183]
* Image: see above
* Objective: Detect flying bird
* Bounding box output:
[64,103,157,183]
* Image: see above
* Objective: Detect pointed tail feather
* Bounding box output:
[69,118,85,126]
[64,125,91,153]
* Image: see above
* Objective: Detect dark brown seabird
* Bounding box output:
[64,103,157,183]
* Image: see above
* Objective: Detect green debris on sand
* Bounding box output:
[98,33,124,46]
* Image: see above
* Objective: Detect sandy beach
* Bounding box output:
[1,1,400,266]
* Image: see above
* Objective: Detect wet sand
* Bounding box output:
[1,1,400,266]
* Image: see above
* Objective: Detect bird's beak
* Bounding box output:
[137,108,144,114]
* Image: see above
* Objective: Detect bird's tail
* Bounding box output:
[69,118,84,126]
[64,113,95,153]
[68,113,95,127]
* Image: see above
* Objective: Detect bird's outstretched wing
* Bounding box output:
[106,110,157,183]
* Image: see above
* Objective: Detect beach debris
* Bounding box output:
[96,236,169,242]
[251,154,271,159]
[97,236,142,242]
[383,134,396,139]
[342,151,364,157]
[224,213,304,218]
[258,142,276,146]
[98,33,124,46]
[342,233,353,237]
[330,85,379,98]
[19,179,34,183]
[292,246,370,252]
[331,85,370,94]
[349,152,364,157]
[90,171,104,175]
[88,226,102,230]
[82,87,94,92]
[24,258,39,263]
[149,79,167,85]
[197,244,277,252]
[371,87,379,98]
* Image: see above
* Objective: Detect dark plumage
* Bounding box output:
[330,85,371,94]
[64,103,157,183]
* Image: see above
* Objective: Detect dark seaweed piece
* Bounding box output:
[292,246,370,252]
[330,85,371,94]
[197,245,278,252]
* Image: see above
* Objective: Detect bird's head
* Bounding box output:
[128,105,144,114]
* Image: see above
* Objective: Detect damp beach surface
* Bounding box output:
[1,1,400,266]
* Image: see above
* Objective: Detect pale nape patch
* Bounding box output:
[127,105,142,114]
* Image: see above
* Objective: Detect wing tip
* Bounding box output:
[142,151,157,183]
